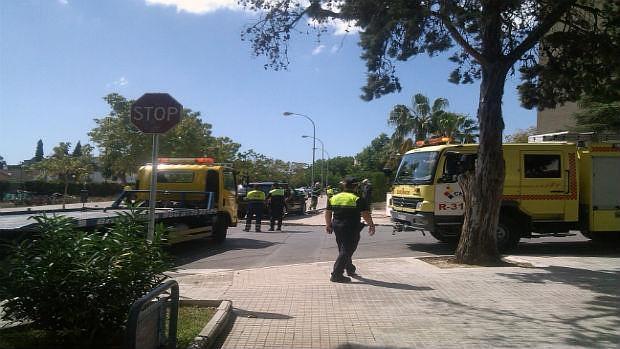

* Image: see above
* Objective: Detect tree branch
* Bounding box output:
[432,9,487,66]
[505,0,577,64]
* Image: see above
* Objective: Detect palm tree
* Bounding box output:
[387,93,453,154]
[435,113,479,143]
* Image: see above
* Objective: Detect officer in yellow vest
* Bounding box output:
[267,184,286,231]
[326,185,335,200]
[325,177,375,283]
[244,185,266,232]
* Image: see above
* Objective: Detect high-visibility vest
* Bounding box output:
[269,188,285,196]
[329,192,359,208]
[246,190,266,201]
[326,188,334,196]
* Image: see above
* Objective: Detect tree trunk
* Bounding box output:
[455,61,508,264]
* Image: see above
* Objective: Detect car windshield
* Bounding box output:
[394,151,439,184]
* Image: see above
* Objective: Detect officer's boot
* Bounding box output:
[255,224,261,232]
[268,223,274,231]
[244,224,250,232]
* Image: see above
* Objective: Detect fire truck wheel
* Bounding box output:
[429,229,459,244]
[497,217,521,252]
[213,214,228,244]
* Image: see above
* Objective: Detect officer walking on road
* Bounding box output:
[244,185,266,232]
[310,182,321,212]
[325,177,375,283]
[267,183,286,231]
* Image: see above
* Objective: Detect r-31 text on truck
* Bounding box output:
[388,132,620,251]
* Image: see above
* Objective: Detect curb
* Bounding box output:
[184,299,233,349]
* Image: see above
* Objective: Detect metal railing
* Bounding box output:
[125,279,179,349]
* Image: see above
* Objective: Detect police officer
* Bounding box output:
[326,185,335,200]
[324,177,375,283]
[244,185,266,232]
[310,182,321,211]
[267,183,286,231]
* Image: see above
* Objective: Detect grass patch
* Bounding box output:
[177,306,216,348]
[0,306,216,349]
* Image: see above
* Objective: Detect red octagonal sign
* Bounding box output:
[131,93,182,134]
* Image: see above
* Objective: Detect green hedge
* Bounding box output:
[2,181,122,197]
[0,213,172,347]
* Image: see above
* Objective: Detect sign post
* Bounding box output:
[131,93,182,241]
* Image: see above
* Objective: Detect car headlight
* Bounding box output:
[416,201,423,210]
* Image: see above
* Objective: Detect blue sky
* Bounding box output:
[0,0,536,165]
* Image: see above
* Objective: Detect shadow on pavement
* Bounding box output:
[334,344,412,349]
[406,242,456,255]
[351,275,433,291]
[496,265,620,347]
[408,240,620,258]
[426,265,620,348]
[515,240,620,257]
[234,308,293,320]
[167,238,279,266]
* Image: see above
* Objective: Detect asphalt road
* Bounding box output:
[168,225,618,270]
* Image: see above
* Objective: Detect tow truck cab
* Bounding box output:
[135,157,238,243]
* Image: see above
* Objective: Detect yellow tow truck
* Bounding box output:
[388,132,620,251]
[134,157,238,243]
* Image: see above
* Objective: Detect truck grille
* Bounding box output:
[391,196,422,208]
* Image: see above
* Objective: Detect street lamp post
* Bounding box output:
[283,112,316,188]
[302,135,326,189]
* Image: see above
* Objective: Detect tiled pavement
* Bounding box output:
[172,255,620,348]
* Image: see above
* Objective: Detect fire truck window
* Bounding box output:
[524,154,561,178]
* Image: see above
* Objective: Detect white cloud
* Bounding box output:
[312,45,326,55]
[145,0,240,14]
[330,44,340,54]
[331,19,361,36]
[110,77,129,87]
[58,0,68,5]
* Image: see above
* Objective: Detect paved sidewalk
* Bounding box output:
[172,255,620,348]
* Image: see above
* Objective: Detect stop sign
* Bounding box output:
[130,93,182,134]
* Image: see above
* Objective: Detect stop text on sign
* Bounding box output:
[130,93,183,134]
[132,106,181,122]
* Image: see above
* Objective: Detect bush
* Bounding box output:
[0,212,172,347]
[19,181,122,197]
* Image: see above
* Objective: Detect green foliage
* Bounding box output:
[89,93,242,182]
[0,213,172,346]
[356,133,391,172]
[34,140,44,162]
[387,92,477,154]
[572,97,620,133]
[176,306,216,349]
[504,126,537,143]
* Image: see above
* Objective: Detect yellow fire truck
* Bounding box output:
[388,132,620,251]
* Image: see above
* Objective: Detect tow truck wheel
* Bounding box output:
[497,216,521,252]
[213,214,228,244]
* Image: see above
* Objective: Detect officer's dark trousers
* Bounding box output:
[245,204,263,231]
[269,205,284,230]
[332,223,361,276]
